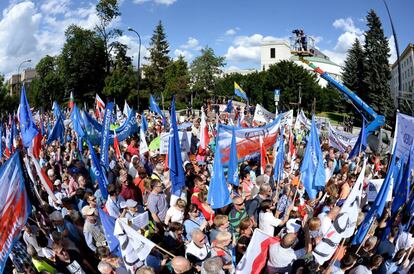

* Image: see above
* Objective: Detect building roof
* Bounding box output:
[391,43,414,69]
[290,55,340,66]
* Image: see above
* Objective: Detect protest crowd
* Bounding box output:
[1,87,414,274]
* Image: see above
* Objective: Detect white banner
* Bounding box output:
[159,131,192,154]
[253,104,275,124]
[329,124,358,153]
[393,113,414,162]
[366,179,393,202]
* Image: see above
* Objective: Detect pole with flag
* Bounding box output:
[234,82,248,101]
[139,113,149,155]
[227,127,239,186]
[348,118,367,159]
[260,135,266,175]
[18,85,38,148]
[273,128,285,184]
[68,91,74,111]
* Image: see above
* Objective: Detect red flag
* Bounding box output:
[198,109,210,154]
[114,130,121,159]
[32,132,42,160]
[289,131,296,158]
[260,136,266,174]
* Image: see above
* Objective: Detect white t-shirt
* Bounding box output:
[267,243,305,269]
[320,215,332,236]
[165,206,184,224]
[395,231,414,252]
[259,211,282,236]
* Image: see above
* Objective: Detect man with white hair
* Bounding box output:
[201,257,224,274]
[185,229,211,268]
[98,261,116,274]
[81,206,106,252]
[171,256,192,274]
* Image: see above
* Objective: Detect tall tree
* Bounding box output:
[103,43,137,104]
[142,21,171,100]
[29,55,64,109]
[59,25,106,104]
[190,46,225,107]
[164,55,190,109]
[95,0,122,74]
[363,9,394,121]
[342,39,365,99]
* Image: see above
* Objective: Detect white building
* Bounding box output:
[390,43,414,108]
[260,40,342,87]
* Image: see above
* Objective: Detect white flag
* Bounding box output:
[123,100,131,117]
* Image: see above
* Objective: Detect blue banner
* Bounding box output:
[100,102,115,168]
[86,138,108,200]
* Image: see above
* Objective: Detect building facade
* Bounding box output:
[8,68,37,95]
[390,43,414,108]
[260,40,342,87]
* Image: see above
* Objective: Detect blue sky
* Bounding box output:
[0,0,412,77]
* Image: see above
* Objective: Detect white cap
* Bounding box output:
[125,199,137,208]
[286,218,301,234]
[81,205,96,216]
[54,179,62,186]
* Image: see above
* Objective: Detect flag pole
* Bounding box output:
[154,243,176,258]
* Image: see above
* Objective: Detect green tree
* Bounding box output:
[142,21,171,101]
[164,55,190,109]
[0,75,18,115]
[59,25,106,104]
[363,9,395,121]
[28,55,64,109]
[95,0,122,74]
[342,38,365,100]
[103,43,137,104]
[190,46,225,107]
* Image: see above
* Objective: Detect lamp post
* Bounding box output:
[17,59,31,93]
[128,27,142,113]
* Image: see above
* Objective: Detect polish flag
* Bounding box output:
[198,109,210,154]
[96,94,106,109]
[113,130,121,159]
[31,132,43,160]
[260,136,266,174]
[236,229,280,274]
[30,155,57,201]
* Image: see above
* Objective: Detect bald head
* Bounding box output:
[281,233,297,248]
[171,256,191,273]
[97,261,114,274]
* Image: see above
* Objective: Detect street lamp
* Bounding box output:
[128,27,142,113]
[17,59,31,93]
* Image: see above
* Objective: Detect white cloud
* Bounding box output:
[322,17,364,65]
[133,0,177,6]
[225,34,286,64]
[41,0,70,15]
[225,28,240,36]
[388,35,397,64]
[174,49,193,60]
[116,34,149,66]
[181,37,199,49]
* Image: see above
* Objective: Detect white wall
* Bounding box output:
[260,41,291,71]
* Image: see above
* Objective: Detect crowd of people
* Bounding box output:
[3,101,414,274]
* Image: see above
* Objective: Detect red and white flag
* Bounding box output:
[95,94,106,119]
[30,155,57,202]
[113,130,121,159]
[236,229,280,274]
[198,108,210,154]
[69,91,74,110]
[289,130,296,159]
[260,135,266,174]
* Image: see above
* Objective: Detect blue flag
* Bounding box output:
[100,102,115,168]
[40,117,45,136]
[208,132,232,209]
[18,85,38,147]
[300,116,326,199]
[273,128,285,183]
[227,127,239,186]
[352,145,398,245]
[150,95,165,120]
[226,100,233,113]
[168,97,185,196]
[86,138,108,200]
[392,154,405,197]
[141,113,148,133]
[348,118,367,159]
[52,101,62,120]
[70,105,86,138]
[392,143,413,215]
[0,125,2,157]
[98,208,121,257]
[46,114,65,145]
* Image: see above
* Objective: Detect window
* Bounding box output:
[270,48,275,58]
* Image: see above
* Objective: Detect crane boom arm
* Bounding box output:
[301,58,385,137]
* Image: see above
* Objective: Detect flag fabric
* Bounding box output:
[31,132,43,160]
[348,118,367,159]
[95,94,106,109]
[198,108,210,153]
[0,153,31,273]
[207,131,232,209]
[289,130,296,159]
[235,229,280,274]
[392,143,413,215]
[70,105,86,138]
[234,82,248,101]
[139,114,149,155]
[69,91,74,110]
[352,147,398,245]
[46,113,65,145]
[227,127,239,186]
[98,208,121,257]
[168,97,185,196]
[260,135,266,174]
[30,155,57,201]
[113,130,121,159]
[0,125,3,158]
[18,85,38,147]
[313,159,366,265]
[113,218,156,273]
[273,129,285,183]
[100,102,115,168]
[149,95,165,122]
[123,100,131,117]
[86,138,109,200]
[300,116,326,200]
[52,101,62,120]
[392,154,405,197]
[226,100,233,113]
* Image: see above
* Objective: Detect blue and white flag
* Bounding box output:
[273,128,285,183]
[18,85,38,147]
[149,95,165,120]
[227,127,239,186]
[300,116,326,199]
[86,138,108,200]
[70,104,86,138]
[208,131,232,209]
[100,102,114,168]
[46,113,65,145]
[98,208,121,257]
[392,143,413,215]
